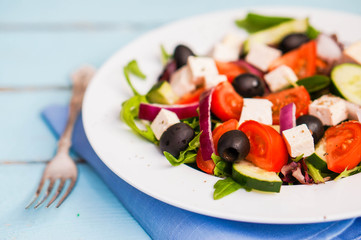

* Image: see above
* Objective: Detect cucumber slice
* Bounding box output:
[243,18,309,53]
[232,160,282,193]
[306,138,328,171]
[146,81,178,104]
[331,63,361,105]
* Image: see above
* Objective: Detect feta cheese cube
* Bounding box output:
[264,65,298,92]
[212,43,240,62]
[204,74,227,89]
[239,99,273,125]
[170,65,196,97]
[187,56,218,85]
[344,41,361,65]
[150,109,180,140]
[245,44,282,72]
[282,124,315,158]
[309,95,348,126]
[222,33,244,48]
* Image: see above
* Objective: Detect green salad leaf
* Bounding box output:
[164,132,202,166]
[212,153,232,177]
[120,95,157,143]
[235,13,292,33]
[213,177,242,200]
[306,161,325,183]
[160,44,172,66]
[182,117,200,134]
[296,75,331,93]
[292,154,304,163]
[124,60,146,96]
[306,24,320,39]
[334,165,361,181]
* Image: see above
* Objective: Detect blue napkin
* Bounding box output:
[42,105,359,240]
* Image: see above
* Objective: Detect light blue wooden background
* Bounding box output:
[1,0,360,239]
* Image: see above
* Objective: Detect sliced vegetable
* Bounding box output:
[325,121,361,173]
[331,63,361,105]
[146,81,179,104]
[264,86,311,125]
[213,177,242,200]
[305,161,325,183]
[269,40,317,79]
[121,95,157,143]
[243,18,309,53]
[215,61,246,82]
[197,88,216,174]
[138,102,198,121]
[232,160,282,193]
[279,103,296,132]
[211,81,244,122]
[306,138,328,171]
[175,87,205,105]
[239,120,288,172]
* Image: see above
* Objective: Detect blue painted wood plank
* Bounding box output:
[0,163,150,240]
[0,31,148,87]
[0,0,360,24]
[0,91,72,162]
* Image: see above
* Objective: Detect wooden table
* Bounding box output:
[1,1,360,239]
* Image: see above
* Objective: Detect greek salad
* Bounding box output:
[120,12,361,199]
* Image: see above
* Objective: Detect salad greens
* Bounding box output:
[123,60,146,96]
[306,161,325,183]
[163,132,201,166]
[160,45,172,66]
[212,154,232,177]
[236,12,320,39]
[296,75,330,93]
[334,165,361,181]
[213,177,242,200]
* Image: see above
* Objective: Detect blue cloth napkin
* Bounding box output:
[42,105,360,240]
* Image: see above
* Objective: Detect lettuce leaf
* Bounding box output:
[160,44,172,66]
[211,153,232,177]
[124,60,146,96]
[334,165,361,181]
[235,13,292,33]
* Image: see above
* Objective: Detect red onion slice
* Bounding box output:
[279,103,296,132]
[199,88,216,165]
[138,102,198,121]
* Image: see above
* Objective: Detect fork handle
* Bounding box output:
[57,68,95,154]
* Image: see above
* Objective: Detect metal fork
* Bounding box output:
[26,66,96,209]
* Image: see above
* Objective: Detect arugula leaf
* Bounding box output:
[124,60,146,96]
[306,24,320,39]
[163,132,202,166]
[296,75,330,93]
[306,161,325,183]
[235,13,292,33]
[120,95,157,143]
[334,165,361,181]
[213,177,242,200]
[212,153,232,177]
[182,117,200,133]
[292,154,304,163]
[160,45,172,66]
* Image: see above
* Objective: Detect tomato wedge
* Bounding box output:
[211,81,244,122]
[196,119,238,174]
[175,87,205,104]
[263,86,311,125]
[215,61,247,83]
[239,120,288,172]
[212,119,239,155]
[325,121,361,173]
[269,41,316,79]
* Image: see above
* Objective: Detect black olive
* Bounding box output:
[173,45,195,69]
[217,130,250,162]
[232,73,265,97]
[296,115,324,144]
[279,33,310,53]
[159,122,195,158]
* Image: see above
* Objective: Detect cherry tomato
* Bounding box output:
[215,61,247,83]
[264,86,311,125]
[211,81,244,122]
[325,121,361,173]
[175,87,205,104]
[239,120,288,172]
[212,119,239,155]
[269,41,316,79]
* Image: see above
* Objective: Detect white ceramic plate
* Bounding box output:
[83,7,361,224]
